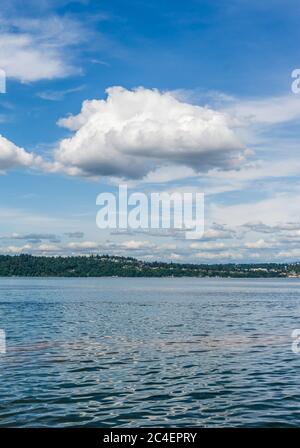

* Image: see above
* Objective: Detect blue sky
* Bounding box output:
[1,0,300,262]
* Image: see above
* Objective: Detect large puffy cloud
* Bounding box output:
[55,86,246,179]
[0,134,36,172]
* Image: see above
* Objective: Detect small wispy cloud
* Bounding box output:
[37,85,86,101]
[0,14,89,82]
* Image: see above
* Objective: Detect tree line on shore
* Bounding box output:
[0,254,298,277]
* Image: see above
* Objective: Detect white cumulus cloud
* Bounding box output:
[0,134,37,172]
[54,86,246,179]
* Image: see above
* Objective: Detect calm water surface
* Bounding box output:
[0,277,300,427]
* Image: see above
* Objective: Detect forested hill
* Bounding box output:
[0,254,299,278]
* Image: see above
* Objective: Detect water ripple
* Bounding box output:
[0,277,300,427]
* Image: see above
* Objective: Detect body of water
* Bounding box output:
[0,277,300,427]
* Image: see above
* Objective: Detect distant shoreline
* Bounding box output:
[0,254,299,278]
[0,276,300,279]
